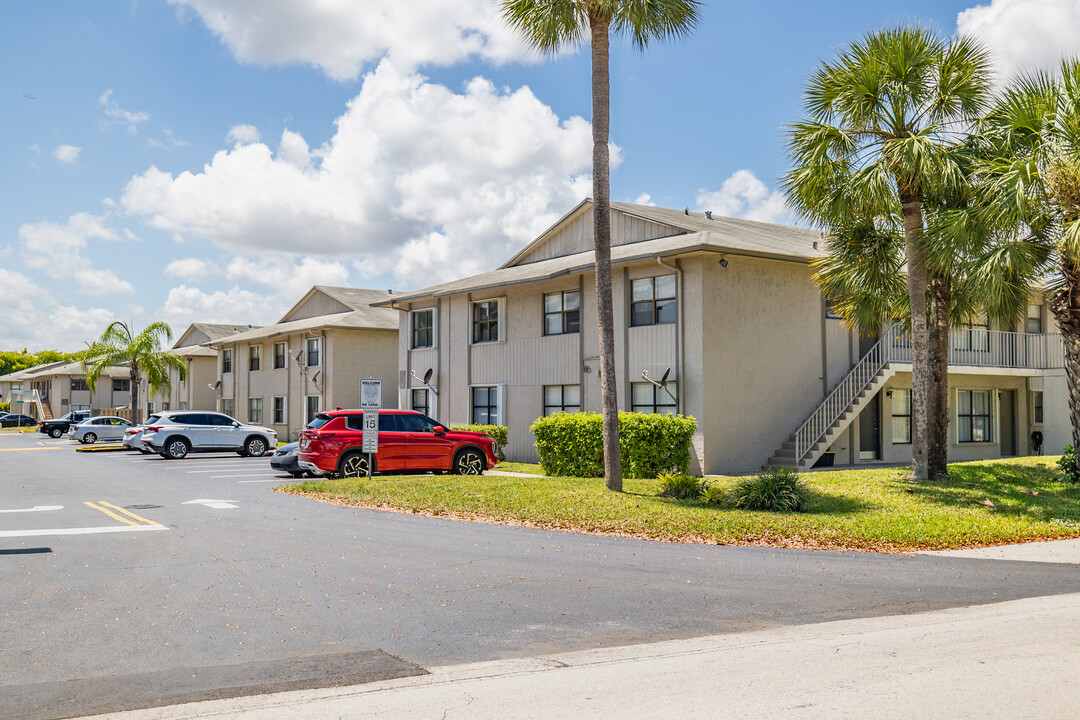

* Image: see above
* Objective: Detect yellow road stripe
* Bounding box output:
[98,501,160,526]
[84,501,139,526]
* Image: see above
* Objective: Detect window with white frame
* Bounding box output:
[891,388,912,444]
[272,396,286,425]
[954,313,990,351]
[147,402,155,415]
[411,388,430,417]
[222,398,234,418]
[472,299,502,343]
[825,297,843,319]
[273,342,287,369]
[249,345,261,372]
[306,338,321,367]
[544,290,580,335]
[222,349,233,373]
[305,395,321,424]
[543,384,580,416]
[179,402,188,411]
[471,386,500,425]
[248,397,263,424]
[411,309,435,349]
[1031,390,1044,424]
[630,275,677,327]
[957,389,993,443]
[631,382,677,415]
[1025,304,1043,334]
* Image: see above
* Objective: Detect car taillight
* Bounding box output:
[147,426,162,432]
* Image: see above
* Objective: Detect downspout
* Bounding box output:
[656,257,684,415]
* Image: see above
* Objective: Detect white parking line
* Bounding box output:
[210,473,280,479]
[186,467,269,473]
[0,505,64,513]
[0,525,168,538]
[238,479,289,483]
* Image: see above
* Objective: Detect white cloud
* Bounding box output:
[164,257,219,282]
[225,255,349,297]
[695,170,796,226]
[122,61,606,288]
[226,124,260,145]
[148,128,189,149]
[52,144,81,163]
[99,89,151,133]
[160,284,283,327]
[0,269,115,350]
[957,0,1080,80]
[633,193,656,206]
[18,213,136,295]
[168,0,532,80]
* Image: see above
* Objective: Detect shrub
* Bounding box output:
[731,468,808,512]
[450,424,508,461]
[699,483,726,506]
[1059,446,1080,484]
[530,411,697,479]
[658,473,704,499]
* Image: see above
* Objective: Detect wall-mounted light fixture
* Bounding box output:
[885,389,893,397]
[719,257,728,268]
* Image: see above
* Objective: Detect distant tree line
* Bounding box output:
[0,350,81,378]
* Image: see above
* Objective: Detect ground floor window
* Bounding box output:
[248,397,263,424]
[272,396,286,425]
[147,402,155,415]
[1031,390,1044,424]
[471,386,498,425]
[543,384,580,416]
[179,402,188,411]
[222,398,234,418]
[305,395,321,425]
[957,389,993,443]
[631,382,677,415]
[411,388,430,417]
[162,402,170,412]
[891,388,912,444]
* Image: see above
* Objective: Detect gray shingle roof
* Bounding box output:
[190,323,256,342]
[313,286,395,312]
[205,308,397,346]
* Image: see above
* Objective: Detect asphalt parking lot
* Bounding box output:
[3,428,1079,719]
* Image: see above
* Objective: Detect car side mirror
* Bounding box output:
[433,425,446,435]
[233,421,240,427]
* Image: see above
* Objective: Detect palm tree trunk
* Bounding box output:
[590,14,622,492]
[900,191,930,480]
[1051,266,1080,464]
[130,366,141,425]
[927,273,951,480]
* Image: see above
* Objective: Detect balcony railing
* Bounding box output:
[887,330,1063,370]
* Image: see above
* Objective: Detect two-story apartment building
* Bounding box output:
[380,199,1067,475]
[205,286,399,441]
[0,361,136,419]
[147,323,253,416]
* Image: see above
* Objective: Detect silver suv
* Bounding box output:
[140,411,277,460]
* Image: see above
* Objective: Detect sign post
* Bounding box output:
[359,379,382,479]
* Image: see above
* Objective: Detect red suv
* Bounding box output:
[298,409,500,478]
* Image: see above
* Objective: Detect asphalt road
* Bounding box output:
[1,429,1078,718]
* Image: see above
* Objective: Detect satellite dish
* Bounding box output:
[213,380,221,389]
[311,370,321,384]
[295,350,304,362]
[659,368,671,387]
[423,368,433,384]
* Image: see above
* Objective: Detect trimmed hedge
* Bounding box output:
[530,412,697,479]
[450,424,508,460]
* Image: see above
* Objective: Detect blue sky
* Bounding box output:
[0,0,1075,350]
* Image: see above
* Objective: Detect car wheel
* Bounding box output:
[453,448,484,475]
[82,432,97,444]
[243,437,268,457]
[340,453,373,478]
[165,438,190,459]
[49,427,63,438]
[290,471,305,478]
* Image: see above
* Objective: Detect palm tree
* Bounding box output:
[501,0,700,492]
[976,59,1080,462]
[82,321,188,424]
[784,26,992,481]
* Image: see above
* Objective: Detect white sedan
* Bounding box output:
[72,416,133,444]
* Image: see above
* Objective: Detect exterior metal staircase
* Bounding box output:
[766,325,900,469]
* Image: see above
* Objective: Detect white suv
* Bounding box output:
[140,411,277,459]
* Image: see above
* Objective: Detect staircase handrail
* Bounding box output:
[794,324,899,461]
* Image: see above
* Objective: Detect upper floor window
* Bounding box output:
[472,299,501,344]
[306,338,321,367]
[630,275,676,327]
[544,290,580,335]
[112,379,130,392]
[543,384,580,416]
[412,309,435,349]
[273,342,287,369]
[249,345,261,372]
[222,349,233,374]
[71,378,89,392]
[954,313,989,352]
[1025,304,1043,334]
[957,389,992,443]
[631,381,677,415]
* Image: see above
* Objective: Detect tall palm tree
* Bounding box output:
[502,0,700,492]
[82,321,188,424]
[976,59,1080,461]
[784,26,992,481]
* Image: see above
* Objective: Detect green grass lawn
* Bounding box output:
[279,456,1080,552]
[492,461,545,475]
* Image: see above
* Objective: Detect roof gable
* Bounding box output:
[173,323,254,349]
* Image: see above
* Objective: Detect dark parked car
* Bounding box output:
[39,410,91,438]
[298,409,499,478]
[1,414,38,428]
[270,442,312,478]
